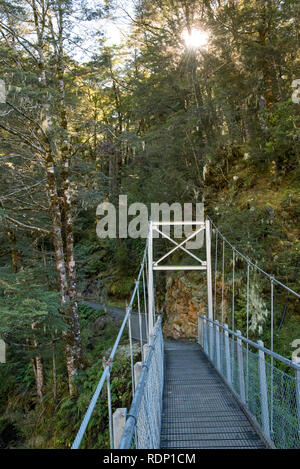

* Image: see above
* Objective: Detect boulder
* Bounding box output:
[163,275,205,340]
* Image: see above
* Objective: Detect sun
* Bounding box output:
[182,29,209,49]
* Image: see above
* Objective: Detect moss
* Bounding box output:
[109,276,135,298]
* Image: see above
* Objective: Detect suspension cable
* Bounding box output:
[207,216,300,299]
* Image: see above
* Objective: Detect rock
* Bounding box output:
[163,275,205,340]
[163,272,231,340]
[89,315,108,334]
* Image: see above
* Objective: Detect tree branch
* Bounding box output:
[6,101,50,142]
[3,214,51,235]
[0,179,46,201]
[0,154,41,162]
[0,122,46,154]
[0,21,39,63]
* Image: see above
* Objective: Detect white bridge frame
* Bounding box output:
[147,218,213,336]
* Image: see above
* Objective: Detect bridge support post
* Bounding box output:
[205,219,213,321]
[258,340,271,440]
[215,320,221,372]
[206,219,214,361]
[113,408,127,449]
[293,357,300,438]
[237,330,246,404]
[224,324,232,386]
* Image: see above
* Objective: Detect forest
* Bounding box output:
[0,0,299,449]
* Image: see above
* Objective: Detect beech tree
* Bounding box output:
[0,0,106,394]
[0,0,299,449]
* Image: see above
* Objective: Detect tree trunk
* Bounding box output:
[62,155,82,371]
[52,344,57,408]
[6,229,21,273]
[45,150,78,395]
[32,354,44,401]
[56,4,82,376]
[31,322,44,401]
[256,0,274,109]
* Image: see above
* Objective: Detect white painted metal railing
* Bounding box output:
[119,316,164,449]
[72,243,150,449]
[198,315,300,449]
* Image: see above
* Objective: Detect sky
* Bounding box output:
[104,1,135,45]
[71,0,135,61]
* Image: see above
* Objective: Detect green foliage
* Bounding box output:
[275,316,300,364]
[0,269,65,355]
[109,276,134,298]
[0,0,299,450]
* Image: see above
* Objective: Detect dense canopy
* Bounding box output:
[0,0,299,449]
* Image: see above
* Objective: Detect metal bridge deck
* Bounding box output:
[160,341,265,449]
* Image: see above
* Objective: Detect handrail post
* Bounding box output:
[148,220,154,338]
[143,343,149,362]
[203,315,208,355]
[198,315,204,347]
[215,320,221,371]
[293,357,300,438]
[113,408,127,449]
[127,303,135,395]
[134,362,142,390]
[107,368,114,449]
[258,340,270,440]
[209,322,214,361]
[237,330,246,404]
[204,316,209,356]
[224,324,231,386]
[136,281,143,352]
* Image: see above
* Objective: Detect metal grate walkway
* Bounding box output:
[160,341,266,449]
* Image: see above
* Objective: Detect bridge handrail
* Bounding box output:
[207,216,300,299]
[198,315,300,371]
[71,243,148,450]
[119,316,163,449]
[198,314,300,448]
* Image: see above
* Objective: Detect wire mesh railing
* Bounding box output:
[198,315,300,449]
[71,243,150,449]
[119,316,164,449]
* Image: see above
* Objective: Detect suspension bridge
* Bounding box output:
[72,218,300,450]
